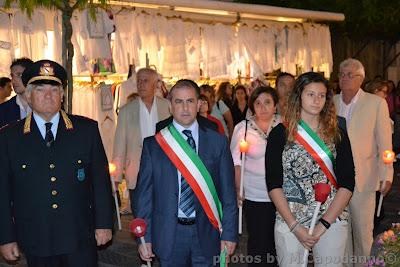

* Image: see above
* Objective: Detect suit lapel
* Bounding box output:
[195,125,210,210]
[11,96,20,121]
[133,100,142,141]
[54,113,67,148]
[27,116,48,152]
[198,125,209,162]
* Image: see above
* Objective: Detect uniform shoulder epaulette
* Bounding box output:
[61,110,73,130]
[23,113,32,134]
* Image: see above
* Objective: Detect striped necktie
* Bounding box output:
[45,122,54,148]
[179,129,196,217]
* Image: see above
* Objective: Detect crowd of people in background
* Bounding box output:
[0,56,397,267]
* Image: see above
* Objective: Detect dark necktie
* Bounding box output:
[45,122,54,147]
[179,129,196,217]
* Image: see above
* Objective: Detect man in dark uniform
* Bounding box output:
[0,60,114,267]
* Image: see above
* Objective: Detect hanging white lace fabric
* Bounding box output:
[287,24,306,74]
[201,23,233,78]
[12,10,48,61]
[256,26,275,74]
[113,11,141,74]
[94,83,117,161]
[317,25,333,76]
[72,84,96,119]
[0,12,13,76]
[71,12,90,74]
[237,25,263,78]
[136,13,161,69]
[158,17,187,78]
[70,9,114,74]
[183,21,201,80]
[114,76,137,111]
[51,10,63,65]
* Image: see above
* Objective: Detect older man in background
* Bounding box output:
[334,58,393,267]
[112,68,170,214]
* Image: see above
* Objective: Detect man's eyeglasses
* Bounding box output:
[338,72,362,79]
[11,72,23,78]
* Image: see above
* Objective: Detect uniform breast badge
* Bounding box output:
[77,168,85,181]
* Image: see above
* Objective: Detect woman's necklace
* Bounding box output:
[253,114,277,139]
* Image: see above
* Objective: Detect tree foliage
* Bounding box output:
[234,0,400,41]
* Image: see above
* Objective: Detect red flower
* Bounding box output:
[130,218,147,238]
[314,183,331,203]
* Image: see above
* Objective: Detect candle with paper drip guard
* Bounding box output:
[130,218,151,267]
[301,183,331,267]
[109,162,121,230]
[238,139,249,234]
[377,150,395,217]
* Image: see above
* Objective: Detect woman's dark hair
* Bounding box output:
[233,84,248,104]
[0,77,11,88]
[248,86,278,114]
[199,94,211,114]
[199,84,215,96]
[216,82,232,106]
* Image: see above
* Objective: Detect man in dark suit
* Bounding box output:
[0,58,33,128]
[0,60,114,267]
[133,79,238,266]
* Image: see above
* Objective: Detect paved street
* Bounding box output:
[1,165,399,267]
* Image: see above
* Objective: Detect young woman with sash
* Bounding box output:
[265,72,355,267]
[231,86,280,266]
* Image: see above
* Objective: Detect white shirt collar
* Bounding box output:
[340,88,362,106]
[33,112,60,140]
[15,94,32,119]
[172,119,199,135]
[139,96,158,141]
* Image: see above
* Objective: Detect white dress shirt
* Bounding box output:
[139,97,158,141]
[16,94,32,119]
[337,88,362,123]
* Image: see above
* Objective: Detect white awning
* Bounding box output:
[105,0,345,22]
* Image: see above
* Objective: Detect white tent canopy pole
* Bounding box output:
[107,0,345,22]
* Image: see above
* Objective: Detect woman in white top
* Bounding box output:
[230,86,281,266]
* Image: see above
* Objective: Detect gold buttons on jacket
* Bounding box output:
[78,160,82,164]
[51,190,58,196]
[49,163,55,169]
[51,177,57,182]
[52,204,58,209]
[22,164,27,169]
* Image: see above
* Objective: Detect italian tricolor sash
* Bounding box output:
[295,120,338,189]
[155,125,223,232]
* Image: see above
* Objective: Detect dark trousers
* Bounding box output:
[25,246,98,267]
[160,223,212,267]
[243,200,277,267]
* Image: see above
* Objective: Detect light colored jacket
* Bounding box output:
[334,90,393,192]
[112,97,170,189]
